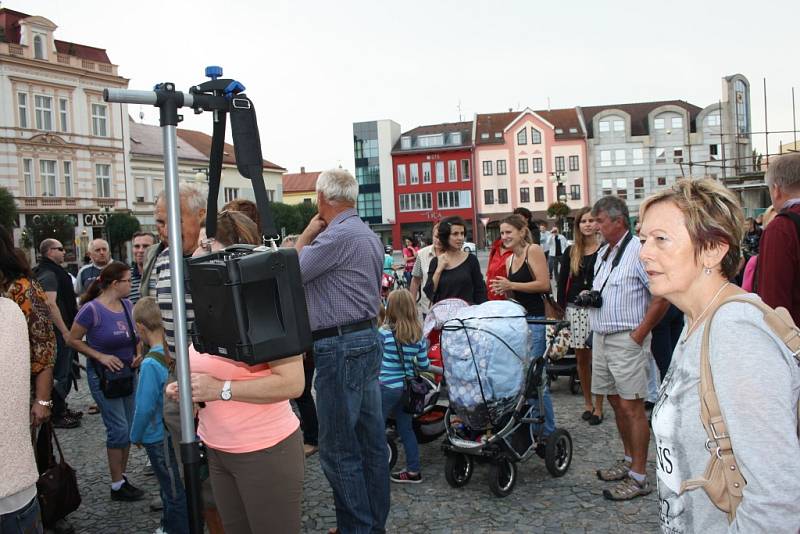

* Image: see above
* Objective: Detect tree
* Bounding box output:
[0,186,17,229]
[270,202,304,235]
[106,213,141,260]
[296,201,318,228]
[20,214,76,253]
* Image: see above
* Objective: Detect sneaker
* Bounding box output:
[52,415,80,429]
[603,475,652,501]
[596,459,631,481]
[111,481,145,501]
[154,528,167,534]
[149,497,163,511]
[390,471,422,484]
[65,407,83,419]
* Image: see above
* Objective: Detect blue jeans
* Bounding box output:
[0,496,42,534]
[314,328,390,534]
[145,438,189,534]
[86,363,136,449]
[527,316,556,436]
[381,386,420,473]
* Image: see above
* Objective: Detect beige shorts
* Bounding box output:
[590,330,651,400]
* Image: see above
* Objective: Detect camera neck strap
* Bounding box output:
[597,231,634,295]
[205,94,278,242]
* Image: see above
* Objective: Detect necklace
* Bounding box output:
[681,282,730,343]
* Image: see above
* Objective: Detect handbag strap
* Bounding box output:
[120,300,138,354]
[50,424,68,465]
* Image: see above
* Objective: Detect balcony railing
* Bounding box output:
[17,196,124,210]
[0,43,119,75]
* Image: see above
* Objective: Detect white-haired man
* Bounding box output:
[76,238,111,295]
[296,169,389,533]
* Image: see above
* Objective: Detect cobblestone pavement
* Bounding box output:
[57,363,660,533]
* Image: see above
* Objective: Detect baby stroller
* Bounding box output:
[439,300,573,497]
[386,299,468,469]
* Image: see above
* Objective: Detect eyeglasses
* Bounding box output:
[50,247,64,251]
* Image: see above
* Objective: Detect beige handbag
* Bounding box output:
[680,296,800,523]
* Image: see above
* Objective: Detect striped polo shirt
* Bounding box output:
[378,327,429,389]
[588,231,650,335]
[154,248,194,354]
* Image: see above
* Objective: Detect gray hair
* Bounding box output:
[39,238,60,257]
[592,196,630,228]
[156,181,208,213]
[89,238,109,252]
[316,169,358,204]
[766,153,800,193]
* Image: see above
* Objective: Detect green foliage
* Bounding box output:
[270,202,306,235]
[547,202,571,219]
[295,201,318,228]
[0,186,17,229]
[106,213,141,259]
[21,214,76,251]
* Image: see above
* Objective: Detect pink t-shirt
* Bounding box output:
[189,345,299,453]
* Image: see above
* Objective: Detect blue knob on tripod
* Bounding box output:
[205,66,223,80]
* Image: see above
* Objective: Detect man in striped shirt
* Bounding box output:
[588,196,669,502]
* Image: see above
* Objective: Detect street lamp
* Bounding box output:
[549,171,569,234]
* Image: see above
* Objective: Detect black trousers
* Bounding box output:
[295,352,319,446]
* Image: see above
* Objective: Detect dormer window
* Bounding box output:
[401,136,411,149]
[494,132,502,139]
[480,133,489,140]
[569,127,578,134]
[450,132,462,145]
[33,34,45,59]
[555,128,564,134]
[418,134,443,148]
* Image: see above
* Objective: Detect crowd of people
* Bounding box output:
[2,153,800,534]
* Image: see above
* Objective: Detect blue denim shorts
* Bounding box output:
[86,362,136,449]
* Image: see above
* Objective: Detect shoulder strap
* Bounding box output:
[392,330,417,378]
[120,300,138,353]
[145,349,170,370]
[777,210,800,241]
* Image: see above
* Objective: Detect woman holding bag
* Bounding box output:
[67,261,144,502]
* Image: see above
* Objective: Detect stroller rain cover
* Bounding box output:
[441,300,532,430]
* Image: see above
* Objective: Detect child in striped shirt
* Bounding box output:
[379,289,429,484]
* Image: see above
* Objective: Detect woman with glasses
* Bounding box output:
[68,261,145,502]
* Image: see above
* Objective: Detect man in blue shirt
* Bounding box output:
[76,238,111,295]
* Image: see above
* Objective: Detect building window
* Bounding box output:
[497,160,507,175]
[534,187,544,202]
[59,98,68,132]
[92,104,108,137]
[40,160,57,197]
[710,144,720,161]
[358,192,383,218]
[33,35,45,59]
[96,164,111,197]
[498,188,508,204]
[517,128,527,145]
[518,158,529,174]
[437,190,472,209]
[448,160,457,182]
[613,120,625,132]
[450,132,462,145]
[396,164,406,186]
[657,176,667,186]
[484,190,494,205]
[422,162,432,184]
[616,178,627,200]
[418,134,443,148]
[410,163,419,184]
[482,160,493,176]
[707,113,721,127]
[135,177,146,203]
[602,179,613,196]
[480,133,489,140]
[355,165,380,185]
[615,149,626,166]
[632,148,644,165]
[598,121,610,133]
[569,127,578,134]
[401,136,411,149]
[531,128,542,144]
[224,187,239,203]
[555,128,563,135]
[18,93,28,128]
[654,118,665,130]
[568,155,579,171]
[554,156,565,172]
[570,184,581,200]
[532,157,543,173]
[673,148,684,163]
[494,132,502,139]
[22,159,34,195]
[461,159,470,181]
[63,161,73,197]
[34,95,53,131]
[520,187,530,203]
[600,150,612,167]
[655,148,667,164]
[435,161,445,184]
[398,192,432,212]
[671,117,683,129]
[634,177,645,199]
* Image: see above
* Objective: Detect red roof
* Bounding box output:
[0,8,111,63]
[282,171,321,193]
[176,129,285,172]
[579,100,703,137]
[475,108,584,144]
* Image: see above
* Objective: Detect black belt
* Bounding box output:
[312,318,377,341]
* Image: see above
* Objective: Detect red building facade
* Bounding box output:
[390,122,475,249]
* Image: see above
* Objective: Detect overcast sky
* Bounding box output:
[16,0,800,173]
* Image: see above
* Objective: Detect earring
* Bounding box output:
[704,267,712,275]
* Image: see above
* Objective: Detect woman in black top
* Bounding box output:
[556,207,604,424]
[424,216,487,305]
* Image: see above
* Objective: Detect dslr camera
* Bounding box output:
[573,290,603,308]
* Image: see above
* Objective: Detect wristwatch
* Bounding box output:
[36,399,53,408]
[220,380,232,401]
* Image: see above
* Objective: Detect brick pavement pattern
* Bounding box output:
[57,360,661,533]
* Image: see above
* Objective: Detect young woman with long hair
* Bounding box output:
[557,207,604,424]
[424,216,487,305]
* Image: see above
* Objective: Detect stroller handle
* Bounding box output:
[526,318,569,329]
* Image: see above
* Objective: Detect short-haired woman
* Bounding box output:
[640,178,800,532]
[68,261,144,502]
[424,216,487,305]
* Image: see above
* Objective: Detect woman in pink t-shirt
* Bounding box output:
[167,211,305,534]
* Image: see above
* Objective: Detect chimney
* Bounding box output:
[300,166,305,174]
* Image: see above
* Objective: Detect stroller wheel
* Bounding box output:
[444,453,474,488]
[544,428,573,477]
[387,437,398,470]
[488,455,517,497]
[569,372,582,395]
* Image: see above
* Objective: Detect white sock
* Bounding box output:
[628,470,646,483]
[111,479,124,491]
[624,455,632,464]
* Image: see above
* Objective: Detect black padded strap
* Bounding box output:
[204,113,227,239]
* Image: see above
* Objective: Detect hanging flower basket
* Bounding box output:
[547,202,571,219]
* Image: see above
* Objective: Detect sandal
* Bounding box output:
[87,405,100,415]
[589,412,603,425]
[581,409,593,421]
[603,475,652,501]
